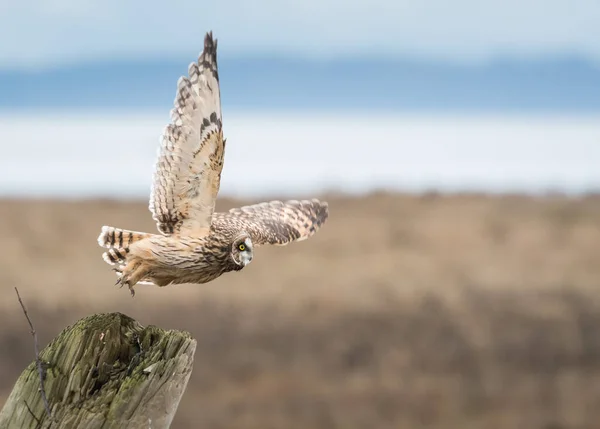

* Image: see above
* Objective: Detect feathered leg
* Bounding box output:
[117,259,151,297]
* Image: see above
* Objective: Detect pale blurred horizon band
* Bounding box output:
[0,111,598,200]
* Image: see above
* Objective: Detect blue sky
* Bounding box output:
[1,1,599,197]
[2,0,599,112]
[1,0,599,69]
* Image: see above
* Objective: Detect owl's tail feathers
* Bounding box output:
[97,226,150,265]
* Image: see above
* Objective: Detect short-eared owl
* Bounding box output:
[98,32,329,296]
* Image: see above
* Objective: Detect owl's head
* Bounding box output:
[231,233,253,267]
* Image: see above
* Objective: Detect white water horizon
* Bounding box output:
[0,111,599,200]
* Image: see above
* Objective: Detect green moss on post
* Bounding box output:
[0,312,196,429]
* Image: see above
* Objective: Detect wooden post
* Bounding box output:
[0,312,196,429]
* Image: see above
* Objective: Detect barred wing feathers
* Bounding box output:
[149,32,225,236]
[211,199,329,246]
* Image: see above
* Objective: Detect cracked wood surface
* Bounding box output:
[0,312,196,429]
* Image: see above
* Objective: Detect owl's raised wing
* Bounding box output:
[149,32,225,236]
[211,199,329,246]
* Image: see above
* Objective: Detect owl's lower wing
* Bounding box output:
[149,32,225,236]
[212,199,329,246]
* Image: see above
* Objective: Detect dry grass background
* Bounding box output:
[1,192,600,428]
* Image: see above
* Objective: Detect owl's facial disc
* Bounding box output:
[232,236,253,267]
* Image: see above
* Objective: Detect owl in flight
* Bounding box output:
[97,31,329,296]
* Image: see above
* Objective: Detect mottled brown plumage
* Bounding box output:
[149,33,224,236]
[97,32,329,296]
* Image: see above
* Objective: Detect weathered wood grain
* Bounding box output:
[0,312,196,429]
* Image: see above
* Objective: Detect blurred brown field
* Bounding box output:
[1,192,600,429]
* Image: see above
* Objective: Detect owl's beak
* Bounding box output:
[242,254,253,266]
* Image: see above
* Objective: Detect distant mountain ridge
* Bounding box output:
[1,56,599,112]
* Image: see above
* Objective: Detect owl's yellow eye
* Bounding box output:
[238,243,246,251]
